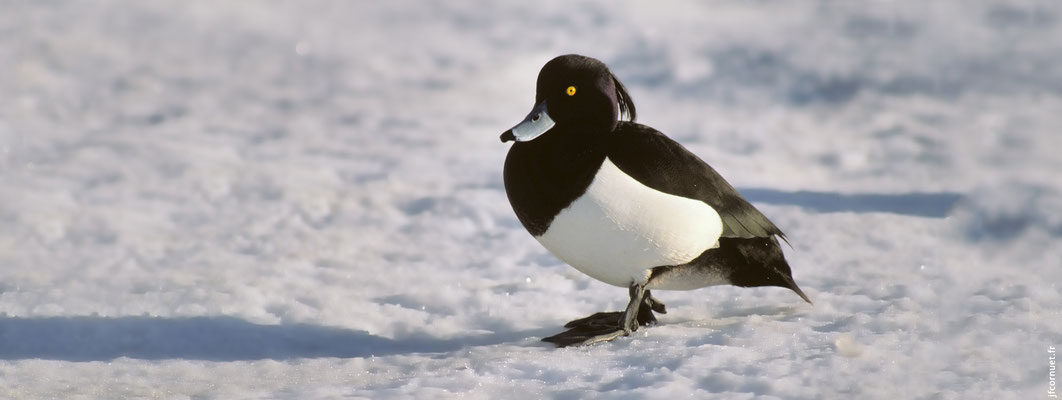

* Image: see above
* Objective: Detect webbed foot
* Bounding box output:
[542,287,663,347]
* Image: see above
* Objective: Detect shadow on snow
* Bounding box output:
[0,316,544,362]
[738,188,963,218]
[0,190,963,362]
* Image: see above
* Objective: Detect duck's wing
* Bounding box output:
[606,122,786,241]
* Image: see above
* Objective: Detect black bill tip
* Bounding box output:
[500,130,515,143]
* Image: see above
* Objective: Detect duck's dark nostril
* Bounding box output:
[531,114,540,122]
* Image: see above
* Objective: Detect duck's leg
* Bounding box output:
[542,284,661,347]
[642,289,667,316]
[554,288,666,329]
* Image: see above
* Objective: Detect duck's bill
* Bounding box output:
[500,100,555,143]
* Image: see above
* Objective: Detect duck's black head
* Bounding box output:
[501,54,636,143]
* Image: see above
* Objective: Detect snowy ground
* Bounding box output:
[2,1,1061,398]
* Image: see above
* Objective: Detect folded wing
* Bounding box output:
[606,122,787,242]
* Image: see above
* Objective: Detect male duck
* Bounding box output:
[500,54,811,347]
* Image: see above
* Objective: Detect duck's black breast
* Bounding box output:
[606,122,786,240]
[503,130,607,236]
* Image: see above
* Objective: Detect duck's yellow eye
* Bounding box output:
[566,86,577,96]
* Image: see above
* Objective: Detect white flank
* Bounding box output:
[535,157,724,287]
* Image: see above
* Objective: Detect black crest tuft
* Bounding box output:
[612,74,636,122]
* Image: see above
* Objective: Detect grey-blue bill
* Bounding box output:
[500,100,555,142]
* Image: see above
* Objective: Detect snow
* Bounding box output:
[1,0,1060,398]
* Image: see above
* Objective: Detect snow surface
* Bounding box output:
[2,1,1061,398]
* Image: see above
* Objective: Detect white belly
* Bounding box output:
[535,157,723,287]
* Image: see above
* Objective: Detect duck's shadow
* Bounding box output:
[0,316,548,362]
[739,188,963,218]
